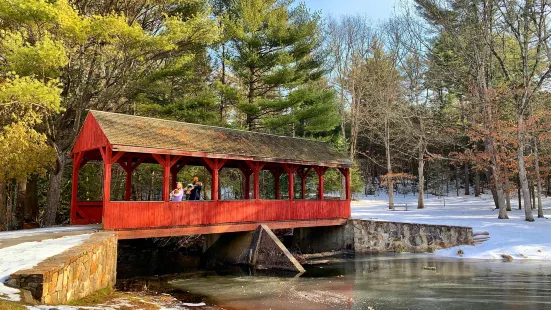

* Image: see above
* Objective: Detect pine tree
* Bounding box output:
[222,0,329,132]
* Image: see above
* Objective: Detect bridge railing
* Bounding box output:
[103,199,350,230]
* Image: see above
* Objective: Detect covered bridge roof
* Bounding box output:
[73,110,353,168]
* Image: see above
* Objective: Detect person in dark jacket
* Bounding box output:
[185,184,193,200]
[193,181,202,200]
[190,176,202,200]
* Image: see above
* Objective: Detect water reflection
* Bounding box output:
[169,254,551,310]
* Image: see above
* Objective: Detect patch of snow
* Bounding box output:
[0,226,98,241]
[0,234,92,301]
[181,302,206,307]
[353,193,551,260]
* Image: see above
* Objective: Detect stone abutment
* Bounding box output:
[7,232,117,305]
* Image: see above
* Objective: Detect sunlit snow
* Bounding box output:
[353,193,551,260]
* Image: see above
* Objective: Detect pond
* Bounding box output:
[162,254,551,310]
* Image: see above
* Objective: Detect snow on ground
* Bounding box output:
[0,234,91,301]
[352,193,551,260]
[0,225,99,241]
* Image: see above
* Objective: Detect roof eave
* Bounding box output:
[111,144,354,168]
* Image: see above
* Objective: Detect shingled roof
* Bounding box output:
[84,110,353,167]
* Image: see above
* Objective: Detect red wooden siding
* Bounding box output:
[103,200,350,230]
[73,201,103,225]
[72,114,109,154]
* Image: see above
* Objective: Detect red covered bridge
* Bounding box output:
[70,111,353,239]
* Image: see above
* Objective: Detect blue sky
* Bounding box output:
[301,0,398,20]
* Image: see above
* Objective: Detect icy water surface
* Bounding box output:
[168,254,551,310]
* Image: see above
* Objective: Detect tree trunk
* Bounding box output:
[533,138,544,218]
[25,175,39,223]
[246,67,255,130]
[474,172,480,197]
[531,183,536,211]
[455,165,459,196]
[546,175,551,197]
[518,175,522,210]
[505,178,511,212]
[417,145,425,209]
[485,141,507,219]
[220,43,226,123]
[385,119,393,209]
[6,184,13,229]
[15,180,26,229]
[464,163,470,195]
[517,116,534,221]
[0,183,6,230]
[43,149,68,227]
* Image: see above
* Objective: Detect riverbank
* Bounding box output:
[353,193,551,260]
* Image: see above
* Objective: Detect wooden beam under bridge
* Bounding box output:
[114,218,348,239]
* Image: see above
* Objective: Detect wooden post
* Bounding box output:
[270,168,283,199]
[246,161,266,200]
[70,152,84,224]
[314,166,328,200]
[212,168,219,200]
[283,164,299,200]
[118,156,144,201]
[297,167,311,200]
[163,157,170,201]
[339,167,351,200]
[204,158,227,201]
[171,170,177,191]
[153,154,182,202]
[239,166,253,199]
[104,162,112,203]
[99,146,115,206]
[124,157,132,200]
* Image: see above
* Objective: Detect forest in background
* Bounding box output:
[1,0,551,229]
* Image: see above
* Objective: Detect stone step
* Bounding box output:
[473,231,490,236]
[473,236,490,240]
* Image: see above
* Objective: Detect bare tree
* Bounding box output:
[486,0,551,221]
[326,15,375,159]
[414,0,509,218]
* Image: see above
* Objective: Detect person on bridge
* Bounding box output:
[171,182,184,202]
[185,184,193,200]
[190,176,202,200]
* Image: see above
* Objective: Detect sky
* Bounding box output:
[301,0,399,21]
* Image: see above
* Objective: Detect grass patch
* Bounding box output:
[0,299,26,310]
[67,287,121,306]
[67,287,162,310]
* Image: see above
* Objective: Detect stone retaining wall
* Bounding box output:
[292,219,473,254]
[348,219,473,253]
[8,232,117,305]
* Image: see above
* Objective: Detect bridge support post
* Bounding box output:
[292,224,354,254]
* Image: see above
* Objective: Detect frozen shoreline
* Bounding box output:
[352,193,551,260]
